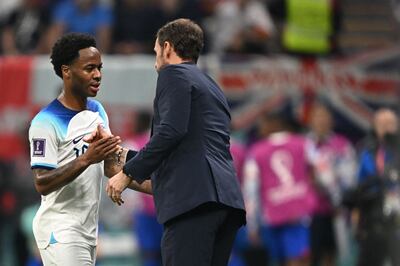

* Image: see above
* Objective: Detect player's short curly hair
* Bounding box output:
[157,18,204,63]
[50,33,97,78]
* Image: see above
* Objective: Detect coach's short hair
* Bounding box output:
[157,18,204,63]
[50,33,97,78]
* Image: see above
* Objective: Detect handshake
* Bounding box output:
[84,124,152,206]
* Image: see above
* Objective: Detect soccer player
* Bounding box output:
[244,113,317,266]
[29,32,122,265]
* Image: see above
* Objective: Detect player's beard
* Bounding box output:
[71,80,93,99]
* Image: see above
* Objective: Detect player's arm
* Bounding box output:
[104,147,152,195]
[33,136,120,196]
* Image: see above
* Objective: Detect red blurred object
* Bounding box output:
[1,191,16,215]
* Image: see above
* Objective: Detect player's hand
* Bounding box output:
[84,124,111,143]
[82,135,121,164]
[107,170,131,205]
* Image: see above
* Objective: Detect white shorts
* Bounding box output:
[39,242,96,266]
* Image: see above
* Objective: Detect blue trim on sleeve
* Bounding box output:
[87,99,108,128]
[31,163,57,170]
[31,99,79,139]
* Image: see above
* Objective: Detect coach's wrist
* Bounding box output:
[122,165,133,179]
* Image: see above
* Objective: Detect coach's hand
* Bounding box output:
[107,170,131,205]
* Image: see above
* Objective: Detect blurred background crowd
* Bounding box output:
[0,0,399,56]
[0,0,400,266]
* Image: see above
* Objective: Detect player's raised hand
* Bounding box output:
[84,124,111,143]
[82,134,121,164]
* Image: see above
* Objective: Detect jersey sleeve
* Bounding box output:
[88,99,110,132]
[98,104,110,132]
[29,121,58,170]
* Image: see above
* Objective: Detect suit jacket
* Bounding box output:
[123,62,245,224]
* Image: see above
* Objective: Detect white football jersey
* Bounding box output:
[29,99,109,249]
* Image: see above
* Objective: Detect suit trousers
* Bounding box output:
[161,202,244,266]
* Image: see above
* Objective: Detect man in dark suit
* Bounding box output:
[105,18,246,266]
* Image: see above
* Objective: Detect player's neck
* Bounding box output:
[57,91,87,111]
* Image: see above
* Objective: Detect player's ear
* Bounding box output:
[61,65,70,79]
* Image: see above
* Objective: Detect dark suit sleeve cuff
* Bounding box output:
[126,150,138,161]
[122,156,149,184]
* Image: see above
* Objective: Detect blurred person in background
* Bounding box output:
[229,137,248,266]
[353,108,400,266]
[243,113,316,266]
[0,0,21,23]
[0,160,20,266]
[230,136,270,266]
[124,110,163,266]
[0,0,21,53]
[28,32,122,265]
[123,110,153,167]
[112,0,165,54]
[47,0,113,53]
[159,0,207,24]
[274,0,340,56]
[205,0,275,55]
[158,0,212,51]
[392,0,400,23]
[1,0,50,55]
[306,103,357,266]
[230,138,246,185]
[0,123,40,266]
